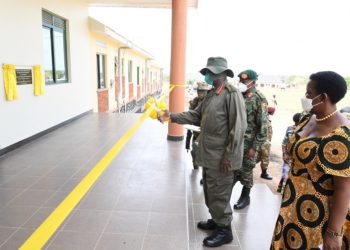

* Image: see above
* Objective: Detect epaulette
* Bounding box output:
[256,89,268,103]
[225,83,237,93]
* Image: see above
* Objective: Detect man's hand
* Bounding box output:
[245,148,256,160]
[282,153,291,163]
[220,159,232,172]
[157,110,170,123]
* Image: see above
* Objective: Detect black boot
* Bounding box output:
[260,169,273,180]
[203,226,233,247]
[234,186,251,210]
[277,179,284,193]
[197,219,217,230]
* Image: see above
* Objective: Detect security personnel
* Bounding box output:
[234,69,268,210]
[256,106,275,180]
[185,81,210,169]
[159,57,247,247]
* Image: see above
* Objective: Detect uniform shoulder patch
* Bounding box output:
[225,83,237,93]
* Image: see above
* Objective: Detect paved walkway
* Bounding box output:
[0,113,281,249]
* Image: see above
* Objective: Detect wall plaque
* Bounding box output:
[16,69,32,85]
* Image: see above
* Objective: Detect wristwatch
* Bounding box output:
[326,227,343,237]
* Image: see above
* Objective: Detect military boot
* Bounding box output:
[203,225,233,247]
[197,219,217,230]
[260,169,273,180]
[234,186,251,210]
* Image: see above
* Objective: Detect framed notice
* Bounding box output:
[16,69,32,85]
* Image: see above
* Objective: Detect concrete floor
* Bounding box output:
[0,113,281,250]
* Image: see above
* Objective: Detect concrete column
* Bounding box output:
[168,0,187,141]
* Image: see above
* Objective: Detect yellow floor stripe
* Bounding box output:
[19,86,175,250]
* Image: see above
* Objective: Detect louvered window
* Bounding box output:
[42,10,69,84]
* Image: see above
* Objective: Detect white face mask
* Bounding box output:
[238,81,253,93]
[300,94,323,112]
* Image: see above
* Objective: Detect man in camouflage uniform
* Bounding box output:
[185,82,210,169]
[159,57,247,247]
[233,69,269,210]
[256,106,275,180]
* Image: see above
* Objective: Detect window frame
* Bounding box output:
[96,53,106,89]
[128,60,133,83]
[42,10,69,84]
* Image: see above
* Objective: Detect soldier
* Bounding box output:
[234,69,269,210]
[185,81,210,169]
[256,106,275,180]
[159,57,247,247]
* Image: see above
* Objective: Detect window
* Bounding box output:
[128,60,133,83]
[96,54,106,89]
[137,67,140,85]
[42,10,69,84]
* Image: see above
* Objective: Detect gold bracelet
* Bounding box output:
[326,227,343,237]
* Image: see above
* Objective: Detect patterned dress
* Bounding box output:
[271,118,350,249]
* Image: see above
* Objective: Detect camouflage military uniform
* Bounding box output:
[236,88,268,188]
[186,96,204,168]
[256,119,272,170]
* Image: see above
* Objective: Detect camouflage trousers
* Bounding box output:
[234,142,258,189]
[256,141,271,170]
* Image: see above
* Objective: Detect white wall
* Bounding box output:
[0,0,91,149]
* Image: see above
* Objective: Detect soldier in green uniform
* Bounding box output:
[256,106,275,180]
[159,57,247,247]
[233,69,269,210]
[185,81,210,169]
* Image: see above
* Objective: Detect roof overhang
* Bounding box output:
[88,0,198,8]
[89,17,154,59]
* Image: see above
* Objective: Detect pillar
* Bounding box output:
[167,0,187,141]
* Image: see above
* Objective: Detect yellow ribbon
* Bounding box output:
[2,64,18,101]
[33,65,44,96]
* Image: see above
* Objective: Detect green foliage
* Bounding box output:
[344,77,350,88]
[186,79,195,86]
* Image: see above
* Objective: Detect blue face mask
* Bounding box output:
[204,73,214,86]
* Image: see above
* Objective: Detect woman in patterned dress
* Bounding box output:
[271,71,350,250]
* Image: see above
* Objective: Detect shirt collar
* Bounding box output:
[215,83,225,95]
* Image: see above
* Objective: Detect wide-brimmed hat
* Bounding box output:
[200,57,234,78]
[196,81,211,90]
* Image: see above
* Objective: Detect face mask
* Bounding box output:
[238,81,253,93]
[238,83,248,93]
[204,73,214,86]
[300,94,323,112]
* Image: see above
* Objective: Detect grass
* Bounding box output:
[259,86,350,113]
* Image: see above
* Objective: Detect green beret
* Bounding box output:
[238,69,258,80]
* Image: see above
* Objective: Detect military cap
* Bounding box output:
[200,57,234,78]
[196,81,211,90]
[238,69,258,80]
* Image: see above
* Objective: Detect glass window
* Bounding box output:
[97,54,106,89]
[43,27,53,83]
[137,67,140,85]
[128,60,133,83]
[42,10,69,84]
